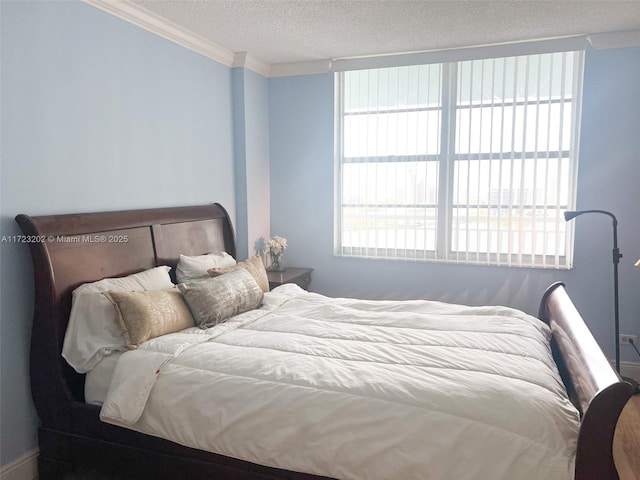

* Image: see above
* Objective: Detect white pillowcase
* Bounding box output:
[62,266,174,374]
[175,252,236,283]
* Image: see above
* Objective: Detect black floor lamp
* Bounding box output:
[564,209,638,392]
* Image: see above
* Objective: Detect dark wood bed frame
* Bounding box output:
[15,203,634,480]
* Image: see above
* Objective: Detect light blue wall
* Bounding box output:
[232,68,270,260]
[0,0,235,465]
[570,45,640,362]
[243,70,271,258]
[269,47,640,362]
[232,68,249,257]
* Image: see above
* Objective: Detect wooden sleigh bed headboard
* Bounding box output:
[15,203,634,480]
[16,204,237,417]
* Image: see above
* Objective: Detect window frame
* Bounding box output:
[334,50,584,269]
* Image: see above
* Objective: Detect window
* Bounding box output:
[335,50,584,268]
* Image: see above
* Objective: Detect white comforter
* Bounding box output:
[100,284,580,480]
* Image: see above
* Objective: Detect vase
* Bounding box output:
[269,253,285,272]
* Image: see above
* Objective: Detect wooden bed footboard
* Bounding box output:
[539,282,634,480]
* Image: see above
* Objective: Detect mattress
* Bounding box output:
[100,284,580,480]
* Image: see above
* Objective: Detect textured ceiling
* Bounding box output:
[131,0,640,66]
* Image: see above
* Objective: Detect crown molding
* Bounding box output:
[588,29,640,49]
[84,2,639,79]
[270,60,332,78]
[83,0,235,67]
[233,52,271,78]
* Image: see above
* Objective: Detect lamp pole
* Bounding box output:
[564,209,622,373]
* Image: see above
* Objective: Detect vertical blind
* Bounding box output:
[336,50,584,268]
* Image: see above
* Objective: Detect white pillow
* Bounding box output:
[62,266,174,373]
[175,252,236,283]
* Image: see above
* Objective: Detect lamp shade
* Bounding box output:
[564,211,582,221]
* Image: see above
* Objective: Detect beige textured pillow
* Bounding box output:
[179,269,264,329]
[176,252,236,282]
[102,288,195,349]
[208,255,269,292]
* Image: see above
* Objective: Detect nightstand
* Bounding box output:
[267,267,313,290]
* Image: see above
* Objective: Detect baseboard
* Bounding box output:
[0,450,38,480]
[621,360,640,383]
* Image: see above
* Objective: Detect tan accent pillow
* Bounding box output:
[208,255,269,292]
[179,269,264,329]
[102,288,195,349]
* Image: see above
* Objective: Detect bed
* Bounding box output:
[15,203,634,480]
